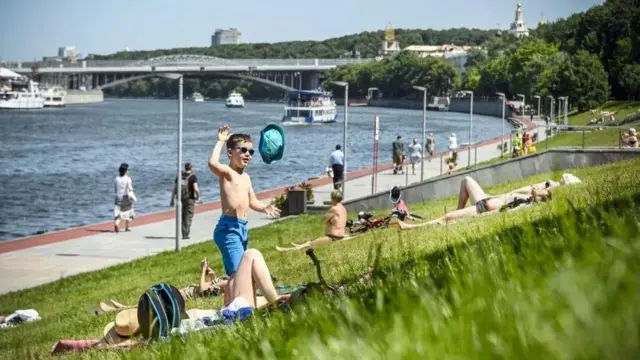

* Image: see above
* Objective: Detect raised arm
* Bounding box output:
[208,125,233,179]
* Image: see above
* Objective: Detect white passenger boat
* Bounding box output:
[225,91,245,108]
[41,85,66,107]
[282,90,338,124]
[0,80,45,110]
[192,92,204,102]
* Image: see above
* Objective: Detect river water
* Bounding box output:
[0,99,505,240]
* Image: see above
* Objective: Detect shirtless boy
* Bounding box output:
[208,124,281,278]
[276,190,349,252]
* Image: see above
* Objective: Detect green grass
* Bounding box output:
[564,100,640,126]
[2,158,640,359]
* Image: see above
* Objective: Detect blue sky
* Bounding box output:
[1,0,601,61]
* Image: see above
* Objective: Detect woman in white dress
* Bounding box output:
[114,163,135,233]
[408,138,422,175]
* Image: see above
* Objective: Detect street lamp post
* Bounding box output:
[547,95,554,121]
[413,85,428,181]
[462,90,474,167]
[533,95,541,142]
[294,72,301,118]
[331,81,349,199]
[159,73,184,252]
[517,93,526,121]
[496,92,506,156]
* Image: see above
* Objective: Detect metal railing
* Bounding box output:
[2,57,376,70]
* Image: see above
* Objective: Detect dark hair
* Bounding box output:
[226,134,252,149]
[184,162,192,171]
[336,145,341,150]
[118,163,129,177]
[397,135,402,140]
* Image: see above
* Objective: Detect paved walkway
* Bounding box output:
[0,116,542,295]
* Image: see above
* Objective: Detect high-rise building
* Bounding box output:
[211,28,242,47]
[58,46,77,59]
[508,3,530,38]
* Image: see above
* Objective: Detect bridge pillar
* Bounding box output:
[302,72,321,91]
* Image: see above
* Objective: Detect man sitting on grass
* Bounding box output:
[276,190,349,252]
[398,174,582,229]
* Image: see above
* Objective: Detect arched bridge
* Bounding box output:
[5,55,374,91]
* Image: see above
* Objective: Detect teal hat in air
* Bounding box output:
[259,124,285,164]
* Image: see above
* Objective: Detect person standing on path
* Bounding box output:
[426,133,435,161]
[448,133,458,157]
[113,163,135,233]
[171,162,200,239]
[392,135,405,175]
[408,138,422,175]
[327,145,344,191]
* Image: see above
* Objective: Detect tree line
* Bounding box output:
[92,28,496,60]
[103,77,282,100]
[98,28,494,99]
[101,0,640,106]
[327,0,639,110]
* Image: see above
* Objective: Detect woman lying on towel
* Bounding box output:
[398,174,581,229]
[97,251,287,314]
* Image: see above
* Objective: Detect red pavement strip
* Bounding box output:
[0,117,534,255]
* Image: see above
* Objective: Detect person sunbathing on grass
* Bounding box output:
[97,251,288,315]
[96,258,229,314]
[398,175,567,229]
[276,190,349,252]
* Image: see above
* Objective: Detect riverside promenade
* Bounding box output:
[0,117,541,295]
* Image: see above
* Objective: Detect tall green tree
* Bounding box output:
[619,64,640,100]
[554,51,610,111]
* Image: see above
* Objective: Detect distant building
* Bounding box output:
[211,28,242,47]
[508,3,529,38]
[379,23,401,56]
[58,46,78,59]
[403,44,479,73]
[42,56,63,62]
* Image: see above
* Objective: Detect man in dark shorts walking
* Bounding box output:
[392,135,405,175]
[171,162,200,239]
[328,145,344,190]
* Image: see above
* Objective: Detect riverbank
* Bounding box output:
[2,144,638,359]
[0,115,538,294]
[0,101,506,240]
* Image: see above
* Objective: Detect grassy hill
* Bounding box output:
[1,156,640,358]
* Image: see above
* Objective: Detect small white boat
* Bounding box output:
[41,85,66,107]
[282,90,338,124]
[192,92,204,102]
[225,91,245,108]
[0,80,45,110]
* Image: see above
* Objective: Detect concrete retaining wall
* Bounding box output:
[368,99,423,109]
[343,149,640,213]
[449,98,513,118]
[65,90,104,105]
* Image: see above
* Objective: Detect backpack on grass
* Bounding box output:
[137,283,187,341]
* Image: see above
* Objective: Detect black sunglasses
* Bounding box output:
[234,147,255,156]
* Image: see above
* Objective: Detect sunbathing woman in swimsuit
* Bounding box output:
[399,176,556,229]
